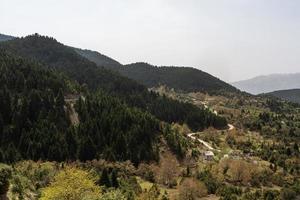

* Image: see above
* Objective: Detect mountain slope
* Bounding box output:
[0,50,161,164]
[0,34,227,131]
[0,33,14,42]
[73,47,121,68]
[119,62,239,93]
[74,47,238,94]
[265,89,300,104]
[232,73,300,94]
[0,34,145,95]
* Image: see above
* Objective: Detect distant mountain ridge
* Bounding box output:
[232,73,300,94]
[118,62,239,93]
[73,47,121,68]
[0,33,15,42]
[265,89,300,104]
[77,52,239,94]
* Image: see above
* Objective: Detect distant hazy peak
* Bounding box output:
[0,33,15,42]
[232,73,300,94]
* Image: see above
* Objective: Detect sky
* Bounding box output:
[1,0,300,82]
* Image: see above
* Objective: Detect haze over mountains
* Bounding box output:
[232,73,300,95]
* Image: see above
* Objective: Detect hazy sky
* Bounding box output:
[1,0,300,82]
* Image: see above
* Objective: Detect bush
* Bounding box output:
[136,163,155,182]
[216,185,242,200]
[197,170,220,194]
[40,167,101,200]
[100,189,126,200]
[262,189,280,200]
[0,164,12,195]
[280,187,296,200]
[178,178,207,200]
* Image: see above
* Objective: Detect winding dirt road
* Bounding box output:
[187,124,235,151]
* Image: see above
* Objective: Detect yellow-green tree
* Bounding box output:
[40,167,101,200]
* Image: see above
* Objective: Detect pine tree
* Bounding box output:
[100,168,110,187]
[110,169,119,188]
[0,114,3,135]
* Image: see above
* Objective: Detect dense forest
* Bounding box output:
[0,34,227,131]
[120,63,239,93]
[0,50,160,164]
[0,47,226,164]
[71,43,239,94]
[264,89,300,104]
[0,50,74,162]
[75,51,239,94]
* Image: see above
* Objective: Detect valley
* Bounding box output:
[0,34,299,200]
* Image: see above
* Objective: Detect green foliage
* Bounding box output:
[99,189,127,200]
[216,185,242,200]
[0,51,160,164]
[242,101,300,175]
[267,89,300,104]
[262,189,280,200]
[75,92,160,164]
[119,176,142,200]
[40,167,101,200]
[162,124,188,158]
[0,50,79,163]
[197,170,220,194]
[280,187,296,200]
[0,164,12,195]
[100,168,111,188]
[119,62,238,93]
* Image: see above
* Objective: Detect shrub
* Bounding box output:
[40,167,101,200]
[280,187,296,200]
[178,178,207,200]
[0,164,12,195]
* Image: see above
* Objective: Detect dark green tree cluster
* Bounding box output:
[0,164,12,197]
[161,124,188,158]
[0,51,74,162]
[74,92,160,164]
[99,168,119,188]
[140,93,227,131]
[117,62,238,94]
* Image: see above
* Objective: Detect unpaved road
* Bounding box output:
[187,124,235,151]
[228,124,235,131]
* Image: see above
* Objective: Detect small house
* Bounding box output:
[204,151,214,161]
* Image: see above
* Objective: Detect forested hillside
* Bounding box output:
[75,48,238,94]
[73,47,121,68]
[0,50,76,162]
[0,50,161,164]
[0,34,144,95]
[0,34,227,131]
[265,89,300,104]
[120,63,239,93]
